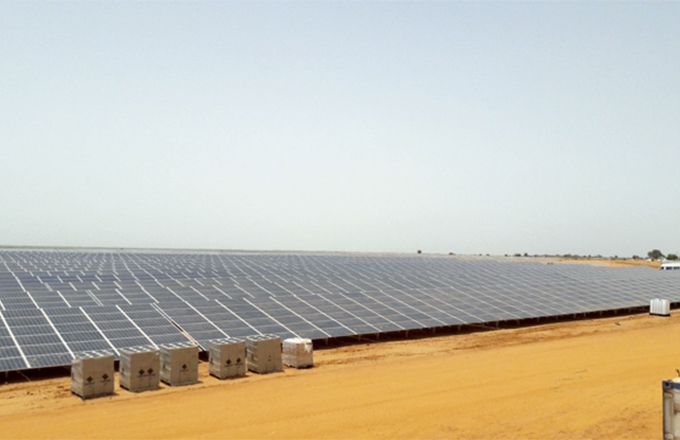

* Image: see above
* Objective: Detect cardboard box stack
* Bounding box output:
[71,350,115,399]
[246,334,282,374]
[160,342,199,386]
[209,338,247,379]
[119,345,161,392]
[282,337,313,368]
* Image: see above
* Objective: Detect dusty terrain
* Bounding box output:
[0,312,677,439]
[558,256,661,269]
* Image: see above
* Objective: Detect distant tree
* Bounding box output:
[417,249,422,254]
[667,254,679,261]
[632,255,640,260]
[513,253,521,257]
[648,249,665,260]
[448,252,455,256]
[523,252,529,257]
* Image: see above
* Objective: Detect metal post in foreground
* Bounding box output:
[663,379,680,439]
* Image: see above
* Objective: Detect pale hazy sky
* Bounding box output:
[1,2,679,256]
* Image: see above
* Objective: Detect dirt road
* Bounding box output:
[0,312,676,439]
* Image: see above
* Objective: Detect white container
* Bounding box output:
[651,298,671,316]
[246,334,282,374]
[663,378,680,439]
[208,338,247,379]
[119,345,161,392]
[160,342,199,386]
[282,337,313,368]
[71,350,115,399]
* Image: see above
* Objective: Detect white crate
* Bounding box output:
[246,335,282,374]
[71,350,115,399]
[120,345,160,392]
[282,337,313,368]
[208,338,246,379]
[650,298,671,316]
[160,342,199,386]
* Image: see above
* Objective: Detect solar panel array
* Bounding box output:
[0,250,678,373]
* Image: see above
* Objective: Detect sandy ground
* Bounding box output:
[0,313,677,439]
[558,257,660,269]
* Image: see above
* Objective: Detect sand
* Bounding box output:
[0,312,676,439]
[558,257,661,269]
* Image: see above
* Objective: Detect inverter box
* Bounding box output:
[208,338,247,379]
[71,350,115,399]
[120,345,160,392]
[160,342,199,386]
[246,334,282,374]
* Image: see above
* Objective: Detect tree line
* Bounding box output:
[503,249,678,260]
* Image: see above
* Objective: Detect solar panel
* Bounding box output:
[117,304,191,346]
[42,307,113,353]
[1,308,72,368]
[0,250,679,372]
[81,306,153,352]
[0,312,29,371]
[155,301,227,347]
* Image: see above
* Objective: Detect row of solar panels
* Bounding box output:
[0,304,184,371]
[1,277,678,373]
[0,268,677,311]
[1,253,668,288]
[1,251,679,373]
